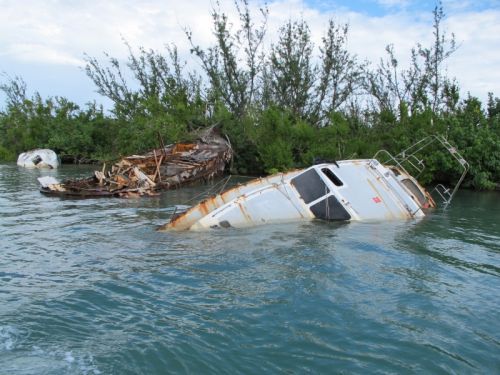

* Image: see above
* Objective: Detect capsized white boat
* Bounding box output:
[159,135,469,231]
[17,149,59,169]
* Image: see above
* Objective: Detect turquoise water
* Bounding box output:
[1,164,499,374]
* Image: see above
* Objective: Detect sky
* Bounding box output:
[0,0,499,110]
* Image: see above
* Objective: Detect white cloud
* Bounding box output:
[445,8,500,97]
[5,43,84,66]
[0,0,498,105]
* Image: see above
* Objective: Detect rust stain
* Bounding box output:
[198,200,211,217]
[173,143,196,153]
[237,201,253,224]
[161,168,319,231]
[424,191,436,208]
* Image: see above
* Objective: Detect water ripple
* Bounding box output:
[1,164,499,373]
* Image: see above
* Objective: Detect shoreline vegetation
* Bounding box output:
[0,1,498,190]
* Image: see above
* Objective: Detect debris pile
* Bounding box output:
[39,127,232,198]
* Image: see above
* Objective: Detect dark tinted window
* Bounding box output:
[310,195,351,221]
[321,168,343,186]
[291,169,329,204]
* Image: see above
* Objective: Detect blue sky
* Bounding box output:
[1,0,499,110]
[305,0,437,15]
[315,0,500,15]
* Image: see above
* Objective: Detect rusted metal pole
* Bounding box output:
[157,131,167,158]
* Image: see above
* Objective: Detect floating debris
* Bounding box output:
[159,135,468,231]
[39,127,232,198]
[17,149,59,169]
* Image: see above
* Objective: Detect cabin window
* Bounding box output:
[291,169,329,204]
[401,178,426,206]
[310,195,351,221]
[321,168,343,187]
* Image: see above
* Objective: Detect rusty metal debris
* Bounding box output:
[39,127,232,198]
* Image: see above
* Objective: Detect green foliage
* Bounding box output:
[0,76,120,162]
[1,2,498,192]
[266,19,315,120]
[0,145,15,160]
[446,96,500,189]
[186,0,268,118]
[253,107,294,173]
[364,1,457,115]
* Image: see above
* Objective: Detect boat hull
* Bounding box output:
[160,159,434,231]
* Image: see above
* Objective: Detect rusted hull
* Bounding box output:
[40,187,117,198]
[159,135,465,231]
[39,128,232,198]
[159,160,436,231]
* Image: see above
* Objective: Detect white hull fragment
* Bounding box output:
[17,149,59,169]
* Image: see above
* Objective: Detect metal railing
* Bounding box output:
[373,135,469,207]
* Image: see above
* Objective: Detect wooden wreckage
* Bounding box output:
[38,128,233,198]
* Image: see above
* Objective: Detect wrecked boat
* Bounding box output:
[17,149,59,169]
[159,135,468,231]
[38,127,232,198]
